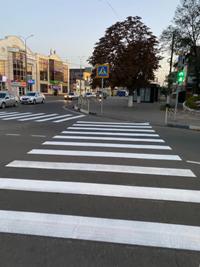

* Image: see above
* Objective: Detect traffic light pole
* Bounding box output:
[167,32,175,105]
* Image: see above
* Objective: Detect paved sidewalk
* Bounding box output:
[74,96,200,130]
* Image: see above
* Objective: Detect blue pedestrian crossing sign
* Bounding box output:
[96,64,109,78]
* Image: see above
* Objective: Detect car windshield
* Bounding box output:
[0,93,6,98]
[26,92,36,96]
[69,92,74,95]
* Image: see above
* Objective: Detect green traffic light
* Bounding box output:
[177,71,185,83]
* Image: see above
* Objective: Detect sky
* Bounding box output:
[1,0,180,81]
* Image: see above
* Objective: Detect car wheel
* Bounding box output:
[33,99,36,105]
[1,102,6,109]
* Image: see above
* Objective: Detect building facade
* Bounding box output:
[0,35,37,95]
[0,36,69,95]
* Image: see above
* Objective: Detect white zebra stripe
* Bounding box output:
[36,114,71,122]
[7,161,195,177]
[62,131,159,137]
[53,115,85,123]
[0,178,199,203]
[0,210,199,251]
[43,141,171,150]
[3,113,44,120]
[73,123,152,129]
[0,112,30,119]
[68,127,155,133]
[28,149,181,161]
[53,135,165,143]
[77,121,150,125]
[19,113,58,121]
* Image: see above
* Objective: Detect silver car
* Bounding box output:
[0,91,19,109]
[20,92,45,104]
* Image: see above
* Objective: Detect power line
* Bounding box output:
[98,0,119,19]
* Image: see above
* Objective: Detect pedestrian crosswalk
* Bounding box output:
[0,111,85,123]
[1,119,200,254]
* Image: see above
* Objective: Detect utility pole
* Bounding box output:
[21,35,34,93]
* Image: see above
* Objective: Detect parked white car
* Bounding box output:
[20,92,45,104]
[0,91,19,109]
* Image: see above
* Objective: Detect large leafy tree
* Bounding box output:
[160,0,200,94]
[89,16,160,106]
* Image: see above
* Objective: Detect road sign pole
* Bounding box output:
[101,78,104,114]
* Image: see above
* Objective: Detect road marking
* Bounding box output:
[0,178,199,203]
[53,135,165,143]
[6,134,21,136]
[36,114,71,122]
[43,141,171,150]
[73,123,152,129]
[53,115,85,123]
[62,131,160,137]
[7,161,195,177]
[29,149,181,161]
[3,113,44,121]
[187,161,200,165]
[0,112,18,117]
[0,112,30,119]
[19,113,58,121]
[68,127,155,133]
[0,210,199,251]
[77,121,150,126]
[31,135,47,138]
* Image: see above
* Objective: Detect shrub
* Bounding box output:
[185,95,200,110]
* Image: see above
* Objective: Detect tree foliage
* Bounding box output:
[160,0,200,93]
[89,16,160,95]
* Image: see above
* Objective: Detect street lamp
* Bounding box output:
[20,34,34,92]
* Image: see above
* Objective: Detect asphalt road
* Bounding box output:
[0,97,199,267]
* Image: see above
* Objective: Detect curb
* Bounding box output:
[73,105,200,132]
[167,123,200,131]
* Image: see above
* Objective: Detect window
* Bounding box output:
[12,52,25,81]
[39,59,48,81]
[40,84,48,93]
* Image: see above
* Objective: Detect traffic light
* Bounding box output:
[177,70,185,84]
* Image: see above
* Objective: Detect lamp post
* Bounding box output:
[20,34,34,92]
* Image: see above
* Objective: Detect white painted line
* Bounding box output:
[3,113,44,121]
[19,113,58,121]
[6,134,20,136]
[53,135,165,143]
[77,121,150,125]
[62,131,160,137]
[0,112,29,119]
[68,127,155,133]
[0,112,17,116]
[53,115,85,123]
[73,124,152,129]
[43,141,171,150]
[31,135,46,138]
[0,178,199,203]
[0,210,199,251]
[36,114,71,122]
[187,161,200,165]
[29,149,181,161]
[7,161,195,177]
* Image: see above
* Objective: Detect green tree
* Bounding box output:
[89,16,160,107]
[160,0,200,94]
